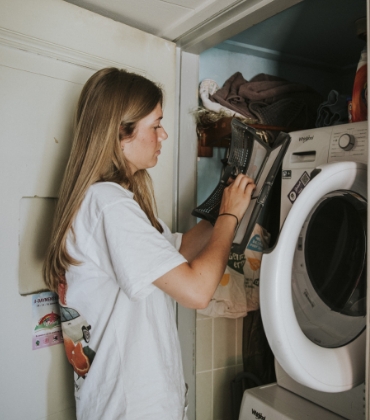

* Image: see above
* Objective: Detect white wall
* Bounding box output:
[0,1,177,419]
[200,46,356,99]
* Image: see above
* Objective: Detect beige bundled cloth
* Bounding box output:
[197,224,270,318]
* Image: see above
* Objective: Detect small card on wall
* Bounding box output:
[32,291,63,350]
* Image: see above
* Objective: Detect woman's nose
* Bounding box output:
[159,126,168,141]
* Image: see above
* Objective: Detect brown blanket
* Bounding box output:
[211,72,323,131]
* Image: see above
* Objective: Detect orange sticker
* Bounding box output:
[247,258,261,271]
[220,273,230,286]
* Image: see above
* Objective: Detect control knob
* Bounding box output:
[338,133,355,151]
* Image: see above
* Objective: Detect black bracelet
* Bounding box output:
[218,213,239,229]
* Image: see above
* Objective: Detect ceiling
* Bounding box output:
[65,0,367,68]
[64,0,244,42]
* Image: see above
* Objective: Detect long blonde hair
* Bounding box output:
[44,67,164,292]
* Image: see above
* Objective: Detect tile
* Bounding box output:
[196,318,213,372]
[213,366,237,420]
[196,371,213,420]
[236,317,244,365]
[213,317,236,369]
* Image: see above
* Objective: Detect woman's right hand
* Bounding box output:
[219,174,255,223]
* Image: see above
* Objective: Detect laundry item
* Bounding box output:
[197,224,270,318]
[210,72,323,131]
[316,90,349,127]
[199,79,247,119]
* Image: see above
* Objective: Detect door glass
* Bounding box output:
[292,191,367,348]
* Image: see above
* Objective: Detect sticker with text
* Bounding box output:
[32,291,63,350]
[288,171,310,203]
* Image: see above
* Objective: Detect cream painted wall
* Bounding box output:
[0,0,177,226]
[0,1,176,419]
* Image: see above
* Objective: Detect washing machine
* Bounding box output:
[239,121,367,419]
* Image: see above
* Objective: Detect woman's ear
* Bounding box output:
[120,136,133,152]
[119,122,127,147]
[120,139,126,151]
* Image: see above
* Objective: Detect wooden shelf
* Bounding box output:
[197,116,288,157]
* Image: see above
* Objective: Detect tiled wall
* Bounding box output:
[195,313,244,420]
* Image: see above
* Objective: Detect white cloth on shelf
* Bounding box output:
[199,78,245,118]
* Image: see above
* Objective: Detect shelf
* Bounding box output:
[197,116,288,157]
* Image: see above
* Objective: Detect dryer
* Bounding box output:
[239,121,367,419]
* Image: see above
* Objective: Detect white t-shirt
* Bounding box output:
[60,182,188,420]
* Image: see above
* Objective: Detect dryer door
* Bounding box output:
[260,161,367,393]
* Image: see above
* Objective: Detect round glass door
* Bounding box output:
[292,190,367,348]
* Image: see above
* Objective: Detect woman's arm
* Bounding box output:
[153,174,255,309]
[179,220,213,262]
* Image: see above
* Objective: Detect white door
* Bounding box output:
[260,162,367,392]
[0,1,176,419]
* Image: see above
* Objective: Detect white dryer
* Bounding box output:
[239,121,367,420]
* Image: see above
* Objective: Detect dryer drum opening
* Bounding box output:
[306,193,367,314]
[292,190,367,349]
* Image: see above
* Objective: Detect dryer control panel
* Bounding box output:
[280,121,368,227]
[329,121,367,163]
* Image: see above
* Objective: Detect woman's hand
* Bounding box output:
[219,174,255,223]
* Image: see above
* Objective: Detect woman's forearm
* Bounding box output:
[154,214,237,309]
[154,174,255,309]
[179,220,214,262]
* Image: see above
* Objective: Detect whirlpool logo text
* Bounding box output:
[298,135,314,143]
[252,408,266,420]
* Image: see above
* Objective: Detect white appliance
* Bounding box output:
[238,383,348,420]
[239,121,367,420]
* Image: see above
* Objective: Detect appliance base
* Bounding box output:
[239,384,346,420]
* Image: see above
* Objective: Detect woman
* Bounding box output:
[44,67,255,420]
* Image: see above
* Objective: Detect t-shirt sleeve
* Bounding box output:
[171,232,183,251]
[101,198,187,301]
[158,218,183,251]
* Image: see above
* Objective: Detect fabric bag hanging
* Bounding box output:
[197,223,270,318]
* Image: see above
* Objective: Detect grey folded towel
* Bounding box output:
[316,90,349,127]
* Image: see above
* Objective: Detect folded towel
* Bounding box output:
[210,72,255,119]
[238,73,314,102]
[211,72,323,130]
[316,90,349,127]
